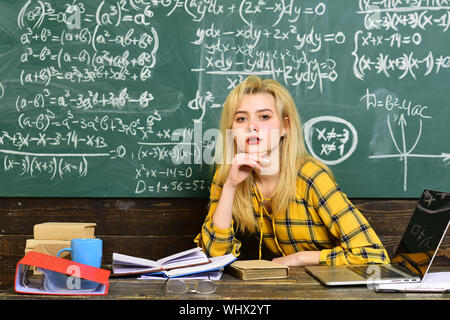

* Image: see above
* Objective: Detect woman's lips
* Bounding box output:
[246,136,261,145]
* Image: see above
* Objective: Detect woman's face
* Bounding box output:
[232,93,285,155]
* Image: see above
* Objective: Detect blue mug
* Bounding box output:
[57,238,103,268]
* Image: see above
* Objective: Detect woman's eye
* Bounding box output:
[235,117,246,122]
[261,114,271,120]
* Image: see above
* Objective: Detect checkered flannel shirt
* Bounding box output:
[194,161,390,266]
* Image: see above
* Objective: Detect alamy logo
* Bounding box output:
[364,5,381,30]
[66,264,81,289]
[66,4,81,30]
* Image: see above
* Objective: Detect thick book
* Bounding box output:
[227,259,289,280]
[33,222,96,240]
[111,247,211,276]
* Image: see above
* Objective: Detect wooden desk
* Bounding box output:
[1,267,448,319]
[2,197,449,293]
[1,267,449,301]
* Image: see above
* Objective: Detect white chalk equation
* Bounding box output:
[0,0,449,196]
[187,1,343,93]
[303,116,358,166]
[0,150,100,179]
[353,1,450,80]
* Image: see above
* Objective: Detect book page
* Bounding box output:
[164,254,237,278]
[157,247,206,265]
[139,269,223,280]
[112,265,161,275]
[112,253,158,267]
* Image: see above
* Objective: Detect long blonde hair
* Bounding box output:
[212,76,327,233]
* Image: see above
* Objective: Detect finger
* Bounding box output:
[249,154,270,166]
[258,157,270,165]
[237,153,265,163]
[234,153,266,169]
[235,153,258,164]
[240,158,263,171]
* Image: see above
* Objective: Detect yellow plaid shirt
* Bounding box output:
[195,161,390,266]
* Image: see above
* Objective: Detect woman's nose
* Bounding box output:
[247,119,257,132]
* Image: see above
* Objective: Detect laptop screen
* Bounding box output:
[392,190,450,278]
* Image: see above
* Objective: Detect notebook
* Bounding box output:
[306,189,450,286]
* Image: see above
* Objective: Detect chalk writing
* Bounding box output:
[353,1,450,80]
[0,0,448,197]
[2,0,172,193]
[303,116,358,166]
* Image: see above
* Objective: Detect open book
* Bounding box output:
[142,254,237,279]
[112,247,210,276]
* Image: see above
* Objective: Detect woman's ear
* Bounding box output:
[282,116,290,137]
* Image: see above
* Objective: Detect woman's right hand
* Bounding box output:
[225,153,268,188]
[212,153,268,230]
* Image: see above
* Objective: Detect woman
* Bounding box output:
[194,76,389,266]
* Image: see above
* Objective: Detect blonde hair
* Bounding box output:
[212,76,329,233]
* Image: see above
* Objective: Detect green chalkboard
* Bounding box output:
[0,0,448,197]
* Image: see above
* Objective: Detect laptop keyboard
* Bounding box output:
[347,265,403,280]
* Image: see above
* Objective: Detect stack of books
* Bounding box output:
[25,222,97,264]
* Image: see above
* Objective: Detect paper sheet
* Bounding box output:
[375,272,450,292]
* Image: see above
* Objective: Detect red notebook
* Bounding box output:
[15,251,110,295]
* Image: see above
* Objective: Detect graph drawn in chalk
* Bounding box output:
[369,114,450,192]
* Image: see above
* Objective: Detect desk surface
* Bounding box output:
[0,267,449,301]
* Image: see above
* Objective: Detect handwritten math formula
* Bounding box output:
[0,0,448,196]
